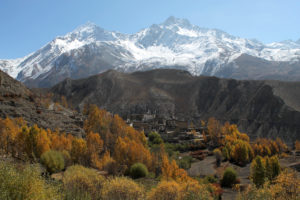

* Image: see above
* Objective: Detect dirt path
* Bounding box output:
[187,157,251,200]
[222,188,238,200]
[188,156,216,177]
[217,163,251,200]
[236,164,251,185]
[280,156,300,176]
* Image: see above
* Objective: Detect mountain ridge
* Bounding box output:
[1,16,300,87]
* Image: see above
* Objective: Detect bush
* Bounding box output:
[236,185,272,200]
[101,177,145,200]
[237,170,300,200]
[147,180,214,200]
[63,165,104,200]
[177,156,193,170]
[130,163,149,179]
[221,167,237,187]
[181,181,214,200]
[41,150,65,173]
[204,175,218,184]
[0,162,60,200]
[147,181,181,200]
[148,132,163,145]
[269,169,300,200]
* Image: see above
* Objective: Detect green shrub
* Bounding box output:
[63,165,104,200]
[204,175,218,184]
[148,132,163,144]
[221,167,237,187]
[177,156,193,170]
[41,150,65,173]
[164,143,179,157]
[130,163,148,179]
[0,162,60,200]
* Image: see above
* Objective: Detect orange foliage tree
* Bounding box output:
[86,131,104,169]
[220,122,253,166]
[207,117,222,147]
[161,154,190,182]
[16,124,51,159]
[84,104,150,171]
[83,105,114,150]
[71,137,87,165]
[49,132,73,152]
[114,136,152,172]
[35,127,51,157]
[0,117,24,156]
[252,138,288,157]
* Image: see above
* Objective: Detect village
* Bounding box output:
[125,113,206,143]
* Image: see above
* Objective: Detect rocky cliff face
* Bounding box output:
[0,70,31,96]
[0,70,84,136]
[51,69,300,144]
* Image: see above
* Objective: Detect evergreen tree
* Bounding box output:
[251,156,265,187]
[270,156,280,180]
[264,156,272,181]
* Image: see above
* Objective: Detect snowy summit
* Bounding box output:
[1,16,300,87]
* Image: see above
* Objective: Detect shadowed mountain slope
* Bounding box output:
[215,54,300,81]
[51,69,300,144]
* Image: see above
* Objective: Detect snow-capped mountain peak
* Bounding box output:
[1,17,300,87]
[64,22,119,43]
[162,16,192,29]
[73,21,99,34]
[267,40,300,49]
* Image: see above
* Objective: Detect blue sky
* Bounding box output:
[1,0,300,59]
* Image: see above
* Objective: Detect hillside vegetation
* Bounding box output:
[0,104,299,199]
